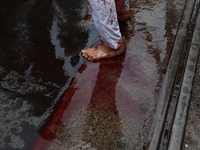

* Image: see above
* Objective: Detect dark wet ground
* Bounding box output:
[0,0,186,149]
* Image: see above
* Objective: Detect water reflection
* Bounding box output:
[50,0,89,74]
[24,0,86,115]
[0,0,91,149]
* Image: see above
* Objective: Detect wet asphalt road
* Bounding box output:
[0,0,187,149]
[0,0,87,149]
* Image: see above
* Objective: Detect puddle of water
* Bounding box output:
[0,0,186,149]
[33,54,153,149]
[0,0,89,149]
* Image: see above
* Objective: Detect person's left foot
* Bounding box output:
[81,44,126,61]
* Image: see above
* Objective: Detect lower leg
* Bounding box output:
[115,0,130,22]
[82,0,125,61]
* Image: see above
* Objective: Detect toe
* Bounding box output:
[81,50,86,54]
[88,55,93,60]
[82,53,89,60]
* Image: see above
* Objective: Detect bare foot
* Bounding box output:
[118,13,131,22]
[81,44,126,61]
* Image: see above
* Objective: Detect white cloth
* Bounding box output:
[88,0,129,49]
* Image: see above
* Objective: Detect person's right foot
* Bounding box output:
[81,44,126,61]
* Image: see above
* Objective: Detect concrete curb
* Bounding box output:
[168,3,200,150]
[148,0,199,149]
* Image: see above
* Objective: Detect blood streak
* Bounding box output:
[111,19,113,25]
[101,0,106,5]
[106,54,111,57]
[95,46,98,50]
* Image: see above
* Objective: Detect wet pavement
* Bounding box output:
[184,57,200,150]
[182,1,200,149]
[0,0,199,149]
